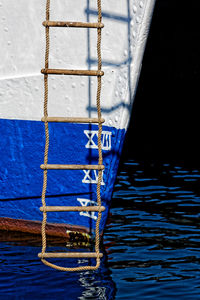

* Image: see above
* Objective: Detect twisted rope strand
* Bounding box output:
[41,0,50,256]
[95,0,103,268]
[40,0,104,271]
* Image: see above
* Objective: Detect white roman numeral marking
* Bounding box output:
[84,130,112,151]
[77,198,98,220]
[82,169,105,185]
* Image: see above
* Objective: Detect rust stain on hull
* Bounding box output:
[0,217,89,238]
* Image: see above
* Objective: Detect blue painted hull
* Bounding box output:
[0,119,125,233]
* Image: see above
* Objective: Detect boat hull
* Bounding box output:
[0,0,156,235]
[0,119,125,234]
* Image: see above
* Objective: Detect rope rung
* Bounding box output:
[41,69,104,76]
[41,117,105,124]
[40,164,105,170]
[43,21,104,28]
[38,252,103,258]
[40,206,106,212]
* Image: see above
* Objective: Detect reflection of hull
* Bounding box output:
[1,232,117,299]
[0,0,155,235]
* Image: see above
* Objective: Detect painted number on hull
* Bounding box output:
[84,130,112,151]
[77,198,98,220]
[82,170,105,185]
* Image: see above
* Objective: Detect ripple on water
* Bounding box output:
[104,159,200,299]
[1,159,200,299]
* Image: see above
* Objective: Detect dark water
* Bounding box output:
[1,1,200,298]
[1,157,200,299]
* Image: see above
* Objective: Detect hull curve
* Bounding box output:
[0,0,156,235]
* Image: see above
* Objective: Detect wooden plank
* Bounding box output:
[38,252,103,258]
[41,69,104,76]
[43,21,104,28]
[41,117,105,124]
[40,206,106,212]
[40,164,105,170]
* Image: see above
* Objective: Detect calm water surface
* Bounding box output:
[1,158,200,299]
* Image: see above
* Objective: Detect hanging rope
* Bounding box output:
[39,0,104,271]
[41,0,50,263]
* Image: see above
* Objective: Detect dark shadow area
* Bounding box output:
[123,0,200,163]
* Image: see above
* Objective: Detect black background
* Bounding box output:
[123,0,200,163]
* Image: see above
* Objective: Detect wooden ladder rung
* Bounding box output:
[40,164,105,170]
[41,69,104,76]
[41,117,105,124]
[40,206,106,212]
[43,21,104,28]
[38,252,103,258]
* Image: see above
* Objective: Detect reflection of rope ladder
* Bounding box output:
[38,0,105,271]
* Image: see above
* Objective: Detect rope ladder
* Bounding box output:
[38,0,105,271]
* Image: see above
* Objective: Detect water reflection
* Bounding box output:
[1,158,200,299]
[0,237,116,299]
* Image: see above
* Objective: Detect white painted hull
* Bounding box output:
[0,0,155,234]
